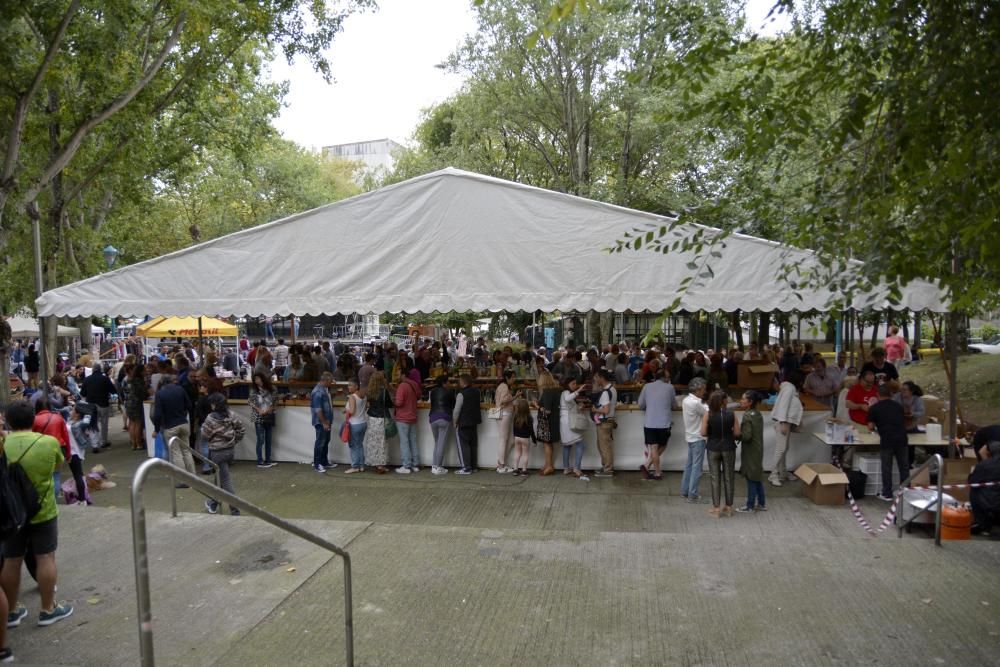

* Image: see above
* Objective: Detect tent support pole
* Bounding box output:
[197,317,204,369]
[947,310,960,442]
[32,215,48,382]
[290,316,296,345]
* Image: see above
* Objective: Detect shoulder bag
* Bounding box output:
[382,389,398,439]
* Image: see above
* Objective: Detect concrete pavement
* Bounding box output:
[7,436,1000,665]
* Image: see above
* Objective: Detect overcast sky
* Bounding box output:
[267,0,789,151]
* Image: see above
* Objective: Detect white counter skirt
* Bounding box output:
[146,406,834,472]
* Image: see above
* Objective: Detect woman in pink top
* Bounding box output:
[883,325,908,364]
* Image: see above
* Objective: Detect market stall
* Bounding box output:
[38,167,950,471]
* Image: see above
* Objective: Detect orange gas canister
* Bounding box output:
[941,505,973,541]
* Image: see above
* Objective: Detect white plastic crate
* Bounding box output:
[856,455,882,474]
[864,468,901,494]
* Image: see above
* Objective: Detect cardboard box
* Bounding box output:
[941,453,976,503]
[795,463,849,505]
[737,362,778,389]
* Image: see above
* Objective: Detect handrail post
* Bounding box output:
[182,437,222,495]
[897,453,945,543]
[166,437,177,518]
[130,457,354,666]
[934,453,944,546]
[131,459,157,666]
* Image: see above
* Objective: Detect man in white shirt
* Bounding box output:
[590,370,618,476]
[273,339,289,378]
[680,377,709,502]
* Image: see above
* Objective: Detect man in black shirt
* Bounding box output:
[80,363,116,448]
[867,383,908,501]
[972,424,1000,462]
[860,347,899,386]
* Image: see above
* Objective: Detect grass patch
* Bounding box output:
[899,353,1000,426]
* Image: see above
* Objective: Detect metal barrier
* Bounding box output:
[897,453,945,546]
[166,437,220,517]
[130,457,354,666]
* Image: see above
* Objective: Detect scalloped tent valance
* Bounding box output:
[35,168,948,318]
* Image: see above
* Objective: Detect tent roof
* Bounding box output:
[35,168,948,317]
[6,315,80,338]
[135,316,238,338]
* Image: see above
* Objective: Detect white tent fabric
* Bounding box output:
[6,315,80,338]
[35,168,947,317]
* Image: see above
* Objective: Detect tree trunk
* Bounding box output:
[0,309,11,408]
[869,313,880,350]
[76,318,93,361]
[598,311,614,349]
[42,316,58,383]
[757,312,771,347]
[857,317,867,362]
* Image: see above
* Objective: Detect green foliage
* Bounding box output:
[382,0,740,219]
[0,0,373,315]
[651,0,1000,313]
[105,137,360,266]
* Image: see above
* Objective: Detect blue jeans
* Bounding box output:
[562,440,585,471]
[313,424,331,468]
[680,439,706,498]
[746,480,766,509]
[255,422,274,464]
[200,435,211,471]
[397,421,418,468]
[349,422,367,468]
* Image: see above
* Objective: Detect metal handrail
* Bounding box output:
[166,436,220,517]
[897,453,945,546]
[130,457,354,666]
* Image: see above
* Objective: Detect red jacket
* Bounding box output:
[33,410,72,461]
[394,378,420,424]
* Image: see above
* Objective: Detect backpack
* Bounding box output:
[0,436,44,540]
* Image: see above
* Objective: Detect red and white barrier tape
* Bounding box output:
[846,489,900,535]
[845,481,998,536]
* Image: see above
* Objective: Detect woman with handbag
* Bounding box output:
[533,371,561,475]
[559,377,590,478]
[343,379,367,474]
[494,369,516,473]
[249,371,278,468]
[362,371,393,474]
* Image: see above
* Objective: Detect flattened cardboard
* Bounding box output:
[794,463,849,505]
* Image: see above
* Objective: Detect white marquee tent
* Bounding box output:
[35,168,948,318]
[6,314,80,338]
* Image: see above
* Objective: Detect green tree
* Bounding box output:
[0,0,373,403]
[648,0,1000,313]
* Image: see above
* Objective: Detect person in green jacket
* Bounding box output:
[736,390,767,512]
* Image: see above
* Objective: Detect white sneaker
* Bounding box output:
[768,476,782,487]
[784,473,797,482]
[315,465,326,473]
[410,466,420,473]
[431,466,448,475]
[395,466,411,474]
[496,465,512,474]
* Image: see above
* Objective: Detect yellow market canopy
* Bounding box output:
[136,316,238,338]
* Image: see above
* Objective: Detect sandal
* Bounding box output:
[563,469,573,476]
